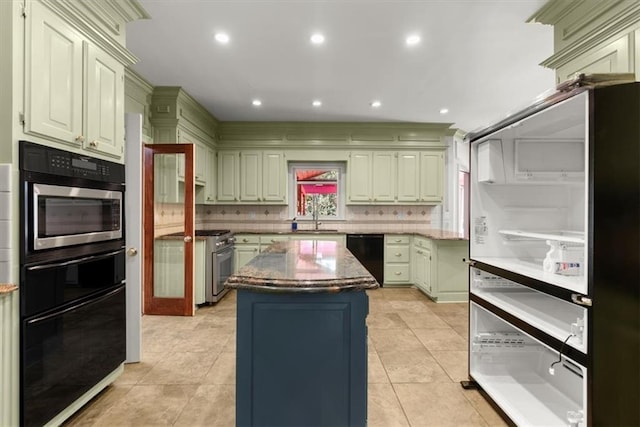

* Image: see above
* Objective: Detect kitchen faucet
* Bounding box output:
[312,195,321,230]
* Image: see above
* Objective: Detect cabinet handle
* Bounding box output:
[271,239,276,243]
[75,135,85,143]
[417,250,423,254]
[242,238,248,243]
[394,271,402,276]
[395,253,402,257]
[394,239,402,243]
[89,140,98,148]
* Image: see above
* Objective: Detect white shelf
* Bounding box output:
[498,229,585,244]
[472,371,584,427]
[472,279,587,353]
[472,256,586,294]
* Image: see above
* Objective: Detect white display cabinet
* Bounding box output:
[466,77,640,426]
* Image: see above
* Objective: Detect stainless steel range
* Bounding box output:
[195,230,234,303]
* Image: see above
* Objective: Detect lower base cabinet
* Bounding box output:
[412,237,468,302]
[236,290,369,427]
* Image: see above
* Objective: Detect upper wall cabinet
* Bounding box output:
[218,150,287,204]
[24,0,146,161]
[419,151,444,203]
[150,87,219,203]
[347,150,444,204]
[348,151,396,203]
[530,0,640,84]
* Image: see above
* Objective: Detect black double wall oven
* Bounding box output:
[19,141,126,426]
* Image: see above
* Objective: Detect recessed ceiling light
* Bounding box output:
[406,35,421,46]
[310,33,325,44]
[439,108,449,114]
[312,100,322,107]
[252,99,262,107]
[214,32,230,44]
[370,100,382,108]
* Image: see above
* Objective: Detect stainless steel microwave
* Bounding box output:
[32,183,122,250]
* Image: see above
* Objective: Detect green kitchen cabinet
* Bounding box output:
[419,151,445,203]
[219,150,286,204]
[348,150,442,204]
[239,151,262,202]
[412,236,468,302]
[384,234,411,285]
[234,234,260,273]
[412,236,433,296]
[347,151,372,202]
[26,1,125,160]
[176,130,207,186]
[396,152,420,202]
[348,151,395,203]
[217,150,240,202]
[261,151,287,203]
[200,146,216,204]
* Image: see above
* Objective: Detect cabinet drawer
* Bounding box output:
[386,245,410,263]
[384,264,410,282]
[260,235,289,245]
[386,235,410,245]
[235,235,260,245]
[413,236,431,250]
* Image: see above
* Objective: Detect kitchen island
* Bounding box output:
[225,240,379,427]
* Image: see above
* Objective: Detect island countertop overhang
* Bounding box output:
[225,240,379,293]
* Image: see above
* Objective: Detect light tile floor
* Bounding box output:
[65,287,506,426]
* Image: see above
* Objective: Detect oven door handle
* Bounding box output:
[26,249,125,271]
[26,284,125,325]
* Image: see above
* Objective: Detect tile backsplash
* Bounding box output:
[194,204,442,233]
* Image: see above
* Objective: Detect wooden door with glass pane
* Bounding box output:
[143,143,195,316]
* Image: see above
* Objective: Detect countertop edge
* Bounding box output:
[0,284,18,295]
[231,229,467,241]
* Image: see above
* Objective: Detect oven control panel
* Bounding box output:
[20,140,125,183]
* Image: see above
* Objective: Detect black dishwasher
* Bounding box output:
[346,234,384,286]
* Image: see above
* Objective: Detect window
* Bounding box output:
[289,162,345,221]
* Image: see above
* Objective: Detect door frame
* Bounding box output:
[143,143,195,316]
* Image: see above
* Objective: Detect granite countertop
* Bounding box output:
[225,240,380,293]
[232,228,467,241]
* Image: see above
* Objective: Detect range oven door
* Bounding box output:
[212,246,234,297]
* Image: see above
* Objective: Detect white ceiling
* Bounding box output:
[126,0,555,133]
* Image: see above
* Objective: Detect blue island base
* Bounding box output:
[235,290,370,427]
